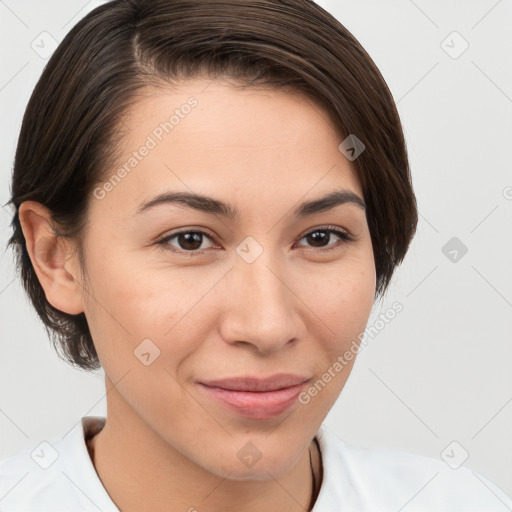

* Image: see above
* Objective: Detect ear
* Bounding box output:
[18,201,84,315]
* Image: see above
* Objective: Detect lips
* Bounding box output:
[200,373,310,392]
[197,373,311,420]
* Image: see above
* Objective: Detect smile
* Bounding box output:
[197,374,311,420]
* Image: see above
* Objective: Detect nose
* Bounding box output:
[218,253,303,354]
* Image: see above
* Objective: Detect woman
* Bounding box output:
[1,0,511,510]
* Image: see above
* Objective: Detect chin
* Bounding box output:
[204,445,303,481]
[222,462,295,481]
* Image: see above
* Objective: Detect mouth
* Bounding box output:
[197,374,311,420]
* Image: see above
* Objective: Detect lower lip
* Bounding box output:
[197,382,306,420]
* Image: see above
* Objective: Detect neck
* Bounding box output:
[86,388,322,512]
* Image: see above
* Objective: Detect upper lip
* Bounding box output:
[199,373,311,392]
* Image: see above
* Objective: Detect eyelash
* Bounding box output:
[156,226,355,257]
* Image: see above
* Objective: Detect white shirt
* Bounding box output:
[1,416,511,511]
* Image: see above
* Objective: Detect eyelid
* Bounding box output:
[296,224,354,242]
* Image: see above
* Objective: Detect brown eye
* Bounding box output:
[159,230,215,254]
[296,228,353,251]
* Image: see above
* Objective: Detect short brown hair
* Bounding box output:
[6,0,417,370]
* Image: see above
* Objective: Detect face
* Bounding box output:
[72,79,376,479]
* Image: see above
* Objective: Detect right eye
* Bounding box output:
[157,229,218,255]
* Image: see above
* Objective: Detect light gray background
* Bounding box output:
[1,0,511,500]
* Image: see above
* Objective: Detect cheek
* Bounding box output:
[296,255,376,344]
[82,250,222,368]
[292,261,375,415]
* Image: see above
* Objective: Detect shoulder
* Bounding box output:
[0,416,117,512]
[314,425,512,511]
[0,440,82,511]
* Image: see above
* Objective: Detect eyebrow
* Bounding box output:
[135,189,366,218]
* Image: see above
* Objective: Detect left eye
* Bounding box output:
[296,228,353,250]
[157,227,353,255]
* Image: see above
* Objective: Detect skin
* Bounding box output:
[19,78,376,511]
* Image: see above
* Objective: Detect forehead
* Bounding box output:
[95,79,363,214]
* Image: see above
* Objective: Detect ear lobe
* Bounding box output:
[18,201,84,315]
